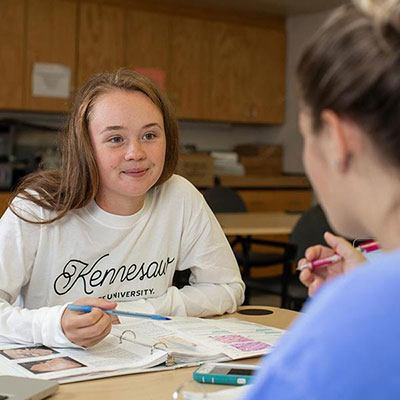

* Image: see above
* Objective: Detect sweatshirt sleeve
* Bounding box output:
[160,198,245,317]
[118,185,245,319]
[0,201,77,348]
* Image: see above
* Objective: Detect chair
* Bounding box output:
[203,185,296,307]
[248,204,334,310]
[283,204,334,309]
[290,204,333,262]
[244,204,335,310]
[241,205,333,311]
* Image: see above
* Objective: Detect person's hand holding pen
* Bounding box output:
[61,298,119,348]
[298,232,367,297]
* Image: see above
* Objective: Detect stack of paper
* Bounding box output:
[210,152,245,176]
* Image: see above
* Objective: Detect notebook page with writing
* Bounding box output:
[112,316,285,363]
[111,318,226,364]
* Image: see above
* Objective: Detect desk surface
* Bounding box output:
[55,306,298,400]
[216,212,302,236]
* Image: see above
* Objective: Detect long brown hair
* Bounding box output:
[11,69,179,224]
[297,0,400,167]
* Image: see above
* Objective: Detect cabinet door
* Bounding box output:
[0,192,11,217]
[209,22,285,123]
[125,9,169,77]
[209,21,251,122]
[25,0,77,112]
[78,2,124,87]
[248,26,285,123]
[169,16,210,120]
[238,190,312,212]
[0,0,24,110]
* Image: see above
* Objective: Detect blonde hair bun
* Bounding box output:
[356,0,400,52]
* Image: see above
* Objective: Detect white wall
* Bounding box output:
[178,121,282,152]
[281,9,333,173]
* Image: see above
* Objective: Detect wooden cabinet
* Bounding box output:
[0,192,12,217]
[209,21,285,123]
[0,0,286,123]
[209,21,250,122]
[77,2,124,86]
[0,0,76,112]
[125,10,170,74]
[24,0,77,112]
[169,16,210,120]
[238,190,312,212]
[247,26,286,123]
[0,0,24,110]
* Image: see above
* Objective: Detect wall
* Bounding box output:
[280,9,333,173]
[179,121,282,152]
[0,111,283,152]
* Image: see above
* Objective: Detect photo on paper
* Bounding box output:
[0,345,58,360]
[19,356,86,374]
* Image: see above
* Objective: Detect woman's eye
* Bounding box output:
[143,133,156,140]
[109,136,122,144]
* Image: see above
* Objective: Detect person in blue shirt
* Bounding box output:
[243,0,400,399]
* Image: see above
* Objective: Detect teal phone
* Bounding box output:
[193,362,259,386]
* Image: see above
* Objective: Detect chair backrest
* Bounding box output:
[204,186,247,213]
[290,204,334,263]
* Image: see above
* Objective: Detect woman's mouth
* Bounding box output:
[123,168,149,178]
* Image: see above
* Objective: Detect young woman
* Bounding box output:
[243,0,400,398]
[0,70,244,348]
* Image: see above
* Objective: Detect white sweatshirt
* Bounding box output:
[0,175,244,347]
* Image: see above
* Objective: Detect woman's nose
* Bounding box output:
[125,142,146,161]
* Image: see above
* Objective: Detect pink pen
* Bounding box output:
[297,241,380,272]
[297,254,342,271]
[358,240,380,253]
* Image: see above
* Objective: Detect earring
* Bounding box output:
[333,155,351,170]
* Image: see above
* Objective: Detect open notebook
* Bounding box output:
[0,317,284,384]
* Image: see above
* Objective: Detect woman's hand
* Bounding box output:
[61,298,119,347]
[299,232,367,297]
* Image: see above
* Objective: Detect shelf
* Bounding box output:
[218,175,310,189]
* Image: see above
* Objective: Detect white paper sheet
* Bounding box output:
[32,62,71,99]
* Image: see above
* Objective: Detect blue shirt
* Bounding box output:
[243,250,400,400]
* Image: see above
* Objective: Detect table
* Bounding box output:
[215,212,301,236]
[215,212,302,306]
[54,306,299,400]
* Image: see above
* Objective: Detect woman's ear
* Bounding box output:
[321,110,354,173]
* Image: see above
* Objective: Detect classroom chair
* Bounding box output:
[202,184,296,307]
[245,204,334,310]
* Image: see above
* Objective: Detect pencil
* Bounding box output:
[67,304,171,320]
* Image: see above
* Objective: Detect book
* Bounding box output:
[0,317,285,384]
